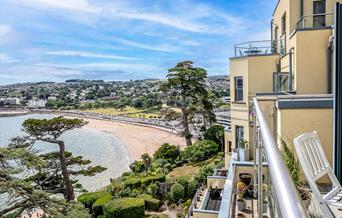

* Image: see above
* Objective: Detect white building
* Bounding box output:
[28,99,47,108]
[0,98,20,105]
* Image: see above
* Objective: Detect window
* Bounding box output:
[313,0,326,27]
[234,77,243,102]
[281,13,286,34]
[235,126,244,148]
[273,72,290,92]
[273,27,279,52]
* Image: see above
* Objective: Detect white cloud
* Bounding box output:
[11,0,242,34]
[45,50,139,60]
[112,36,181,52]
[75,62,160,72]
[0,24,12,38]
[0,53,19,64]
[21,0,101,13]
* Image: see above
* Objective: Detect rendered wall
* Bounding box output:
[277,108,333,165]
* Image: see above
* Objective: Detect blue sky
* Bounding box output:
[0,0,277,85]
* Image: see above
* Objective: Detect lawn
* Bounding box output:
[84,106,161,119]
[85,106,143,115]
[166,164,200,181]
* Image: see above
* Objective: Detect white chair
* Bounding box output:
[293,131,342,218]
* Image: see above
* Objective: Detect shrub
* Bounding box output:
[141,173,165,186]
[151,158,171,173]
[103,197,145,218]
[176,176,189,197]
[124,177,141,188]
[130,160,145,174]
[182,199,192,217]
[203,125,224,149]
[92,194,112,217]
[181,140,219,163]
[107,181,124,197]
[153,143,180,164]
[187,180,199,198]
[77,191,110,211]
[138,194,161,211]
[146,183,159,198]
[171,183,184,202]
[194,164,215,185]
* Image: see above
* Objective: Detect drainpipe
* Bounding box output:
[327,35,334,94]
[271,19,274,51]
[289,47,295,91]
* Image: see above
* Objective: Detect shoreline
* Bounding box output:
[80,116,186,160]
[0,110,186,161]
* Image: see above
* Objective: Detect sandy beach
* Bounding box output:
[82,117,186,160]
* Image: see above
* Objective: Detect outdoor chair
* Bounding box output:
[293,131,342,218]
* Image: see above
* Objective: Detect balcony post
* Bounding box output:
[257,129,263,218]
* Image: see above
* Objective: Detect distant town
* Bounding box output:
[0,76,231,138]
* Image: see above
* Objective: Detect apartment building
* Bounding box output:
[187,1,342,217]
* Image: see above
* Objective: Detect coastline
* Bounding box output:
[0,109,186,161]
[80,117,186,160]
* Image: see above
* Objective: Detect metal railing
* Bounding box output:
[253,97,308,218]
[234,40,278,57]
[295,12,334,30]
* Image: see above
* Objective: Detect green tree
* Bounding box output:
[153,143,180,164]
[204,125,225,151]
[0,138,89,217]
[22,117,90,201]
[141,153,152,174]
[161,61,208,146]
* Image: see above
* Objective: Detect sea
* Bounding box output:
[0,114,131,192]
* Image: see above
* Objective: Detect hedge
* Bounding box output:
[103,197,145,218]
[78,191,110,211]
[137,194,161,211]
[92,194,112,217]
[141,173,165,186]
[124,177,141,188]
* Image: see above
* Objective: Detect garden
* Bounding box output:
[78,130,225,218]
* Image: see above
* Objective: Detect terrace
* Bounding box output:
[233,40,278,58]
[294,12,334,31]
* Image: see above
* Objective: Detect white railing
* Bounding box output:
[253,97,308,218]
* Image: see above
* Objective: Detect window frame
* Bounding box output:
[234,76,244,102]
[235,125,244,149]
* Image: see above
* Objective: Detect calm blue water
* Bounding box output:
[0,114,131,191]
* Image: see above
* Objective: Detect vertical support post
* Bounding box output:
[334,2,342,182]
[253,112,258,192]
[257,129,263,218]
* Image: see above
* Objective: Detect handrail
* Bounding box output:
[253,97,308,218]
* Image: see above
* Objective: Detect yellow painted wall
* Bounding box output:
[277,108,333,165]
[248,55,279,95]
[192,212,218,218]
[293,29,332,94]
[229,56,278,160]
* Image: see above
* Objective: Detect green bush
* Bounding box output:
[153,143,180,164]
[181,140,219,163]
[141,173,165,186]
[171,183,184,202]
[129,160,145,174]
[203,125,224,149]
[138,194,161,211]
[92,194,112,217]
[146,183,159,198]
[103,197,145,218]
[124,177,142,188]
[77,191,110,210]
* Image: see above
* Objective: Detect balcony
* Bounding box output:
[234,40,277,57]
[294,12,334,31]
